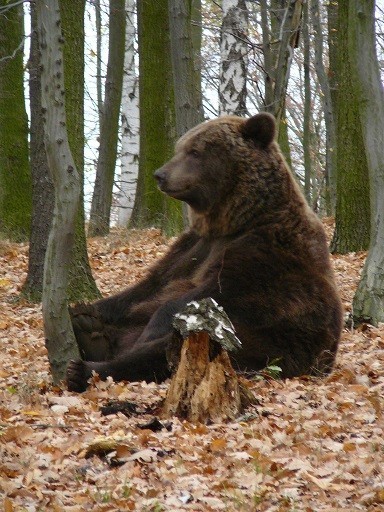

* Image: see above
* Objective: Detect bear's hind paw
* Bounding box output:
[66,359,92,393]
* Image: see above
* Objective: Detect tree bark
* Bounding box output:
[260,0,303,125]
[23,0,99,302]
[131,0,183,236]
[219,0,248,116]
[89,0,126,236]
[163,332,243,423]
[302,0,312,205]
[95,0,103,125]
[163,299,254,423]
[169,0,204,137]
[169,0,204,226]
[22,1,54,302]
[117,0,139,227]
[259,0,302,166]
[37,0,81,383]
[311,0,336,215]
[329,1,371,254]
[0,0,32,241]
[351,0,384,325]
[58,0,100,300]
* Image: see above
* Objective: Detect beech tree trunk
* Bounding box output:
[169,0,204,137]
[259,0,302,165]
[0,0,32,241]
[89,0,126,236]
[59,0,100,301]
[311,0,336,214]
[302,1,312,205]
[22,1,54,302]
[352,0,384,325]
[329,1,371,254]
[131,0,183,235]
[219,0,248,116]
[260,0,303,126]
[95,0,103,125]
[37,0,81,383]
[117,0,139,227]
[23,0,99,302]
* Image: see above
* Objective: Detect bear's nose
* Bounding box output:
[154,168,167,187]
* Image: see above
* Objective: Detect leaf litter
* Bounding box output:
[0,225,383,511]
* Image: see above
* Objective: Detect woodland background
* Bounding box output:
[0,0,384,510]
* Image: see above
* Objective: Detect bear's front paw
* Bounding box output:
[66,360,93,393]
[69,303,104,334]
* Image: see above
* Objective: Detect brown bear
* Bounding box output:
[66,113,343,392]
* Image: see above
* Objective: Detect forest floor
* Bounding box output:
[0,220,383,512]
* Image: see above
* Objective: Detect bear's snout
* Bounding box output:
[154,168,167,189]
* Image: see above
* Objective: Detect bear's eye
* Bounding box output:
[189,149,200,158]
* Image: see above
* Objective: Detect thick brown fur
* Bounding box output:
[67,113,343,392]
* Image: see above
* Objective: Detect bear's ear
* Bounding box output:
[241,113,276,148]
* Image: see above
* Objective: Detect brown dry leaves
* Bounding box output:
[0,225,383,511]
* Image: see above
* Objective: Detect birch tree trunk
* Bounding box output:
[352,0,384,325]
[89,0,126,236]
[117,0,139,227]
[37,0,81,383]
[219,0,248,116]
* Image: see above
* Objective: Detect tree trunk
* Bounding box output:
[219,0,248,116]
[22,1,54,302]
[57,0,100,301]
[163,332,243,423]
[37,0,81,383]
[260,0,303,125]
[95,0,103,125]
[0,0,32,241]
[23,0,99,302]
[311,0,336,215]
[302,0,312,205]
[89,0,126,236]
[351,0,384,325]
[259,0,302,166]
[131,0,183,236]
[330,1,371,254]
[169,0,204,226]
[191,0,204,119]
[169,0,204,137]
[163,299,255,423]
[117,0,139,227]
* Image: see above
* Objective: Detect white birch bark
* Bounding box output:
[219,0,248,116]
[37,0,81,383]
[117,0,139,227]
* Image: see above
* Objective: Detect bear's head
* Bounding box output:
[154,113,292,236]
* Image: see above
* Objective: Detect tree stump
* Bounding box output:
[162,298,256,423]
